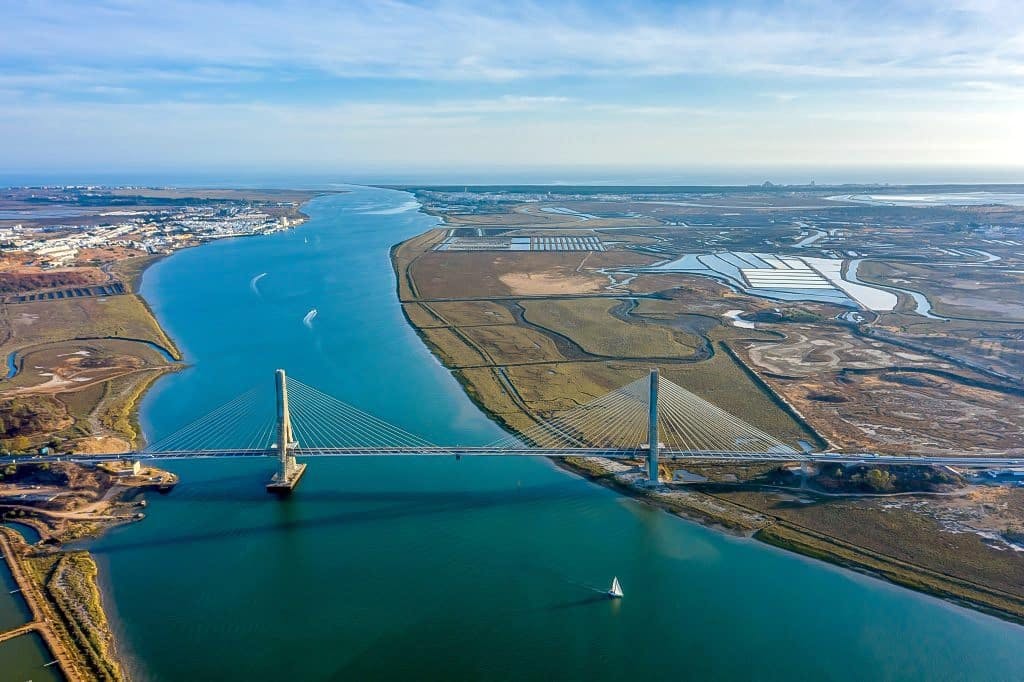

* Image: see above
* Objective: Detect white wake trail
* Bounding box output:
[303,308,318,328]
[250,272,267,294]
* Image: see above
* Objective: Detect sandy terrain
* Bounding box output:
[498,271,604,295]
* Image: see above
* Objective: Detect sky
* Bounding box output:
[1,0,1023,181]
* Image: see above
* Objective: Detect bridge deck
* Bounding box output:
[2,447,1022,468]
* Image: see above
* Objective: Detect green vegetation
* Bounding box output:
[0,396,67,448]
[23,551,123,681]
[109,255,161,293]
[521,298,701,359]
[1,295,176,357]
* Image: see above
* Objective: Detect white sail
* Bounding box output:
[609,577,623,598]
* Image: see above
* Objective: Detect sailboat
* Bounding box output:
[607,576,623,599]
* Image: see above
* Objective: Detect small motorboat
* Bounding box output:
[607,576,623,599]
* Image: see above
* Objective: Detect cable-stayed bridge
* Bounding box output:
[4,369,1021,492]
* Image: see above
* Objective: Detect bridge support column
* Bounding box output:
[267,369,306,494]
[647,368,660,485]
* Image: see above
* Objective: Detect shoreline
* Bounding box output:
[0,190,325,681]
[387,218,1024,627]
[78,195,325,679]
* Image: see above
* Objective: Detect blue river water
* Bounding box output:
[82,186,1024,681]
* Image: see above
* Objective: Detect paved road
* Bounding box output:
[3,447,1022,468]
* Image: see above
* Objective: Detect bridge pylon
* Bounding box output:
[266,368,307,494]
[647,368,661,485]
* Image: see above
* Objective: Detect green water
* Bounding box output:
[0,549,32,632]
[81,186,1024,681]
[0,631,63,682]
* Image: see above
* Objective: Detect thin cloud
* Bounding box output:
[2,1,1022,85]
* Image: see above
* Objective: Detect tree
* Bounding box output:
[866,468,894,492]
[10,435,29,453]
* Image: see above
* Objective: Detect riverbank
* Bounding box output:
[0,189,325,681]
[1,527,111,680]
[559,455,1024,623]
[389,220,1024,627]
[57,185,1024,681]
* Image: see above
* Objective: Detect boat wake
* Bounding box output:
[303,308,318,328]
[250,272,267,294]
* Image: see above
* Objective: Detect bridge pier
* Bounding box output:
[647,368,661,485]
[267,369,306,494]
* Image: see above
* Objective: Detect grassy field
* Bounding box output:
[425,300,516,326]
[0,275,179,451]
[460,324,565,365]
[109,255,161,293]
[418,327,489,367]
[401,303,446,328]
[521,298,702,359]
[0,295,176,357]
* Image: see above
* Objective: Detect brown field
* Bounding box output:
[408,251,606,299]
[743,324,952,376]
[108,255,163,292]
[499,271,604,295]
[721,489,1024,608]
[0,266,107,295]
[733,318,1024,454]
[860,260,1024,322]
[871,312,1024,381]
[418,327,488,367]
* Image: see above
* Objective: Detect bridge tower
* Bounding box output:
[647,368,661,485]
[266,368,307,494]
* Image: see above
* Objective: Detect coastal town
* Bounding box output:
[1,186,308,270]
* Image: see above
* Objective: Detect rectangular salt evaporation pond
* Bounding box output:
[653,252,855,306]
[0,549,32,631]
[0,632,63,682]
[803,257,898,311]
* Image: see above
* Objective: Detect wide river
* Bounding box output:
[84,186,1023,680]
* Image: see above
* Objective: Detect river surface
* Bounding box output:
[78,186,1024,680]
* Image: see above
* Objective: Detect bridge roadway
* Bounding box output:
[2,447,1023,468]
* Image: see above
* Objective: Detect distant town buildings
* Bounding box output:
[1,200,303,267]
